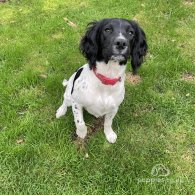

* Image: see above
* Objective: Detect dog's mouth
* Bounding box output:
[110,55,127,65]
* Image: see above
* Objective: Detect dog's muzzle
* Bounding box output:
[111,38,129,63]
[110,55,126,62]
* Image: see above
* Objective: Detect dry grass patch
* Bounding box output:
[183,0,194,6]
[126,72,142,85]
[181,72,195,82]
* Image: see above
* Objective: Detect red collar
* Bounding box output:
[93,67,121,86]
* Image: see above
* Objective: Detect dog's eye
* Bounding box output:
[128,30,134,36]
[104,28,111,33]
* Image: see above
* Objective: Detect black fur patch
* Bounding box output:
[71,68,83,94]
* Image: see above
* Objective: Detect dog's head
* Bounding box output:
[80,18,148,74]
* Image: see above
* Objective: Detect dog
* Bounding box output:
[56,18,147,143]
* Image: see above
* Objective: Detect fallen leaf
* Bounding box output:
[18,111,26,115]
[16,138,24,144]
[39,74,48,79]
[63,17,69,22]
[84,153,89,158]
[68,21,77,28]
[63,17,77,28]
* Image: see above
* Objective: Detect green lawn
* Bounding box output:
[0,0,195,194]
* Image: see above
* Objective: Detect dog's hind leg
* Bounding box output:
[56,98,68,118]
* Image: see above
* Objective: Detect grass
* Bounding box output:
[0,0,195,194]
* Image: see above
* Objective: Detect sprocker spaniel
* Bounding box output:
[56,18,147,143]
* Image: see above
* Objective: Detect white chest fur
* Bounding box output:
[84,83,125,117]
[71,62,126,117]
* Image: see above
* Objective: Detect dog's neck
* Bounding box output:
[95,60,126,78]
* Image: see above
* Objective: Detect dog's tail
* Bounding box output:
[62,79,68,87]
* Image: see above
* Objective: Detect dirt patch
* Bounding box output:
[73,137,86,151]
[181,72,195,82]
[87,117,104,135]
[72,117,104,150]
[126,72,142,85]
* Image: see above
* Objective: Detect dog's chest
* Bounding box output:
[71,65,125,117]
[77,82,124,117]
[85,88,121,117]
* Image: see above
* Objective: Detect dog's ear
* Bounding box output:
[129,21,148,75]
[80,21,101,69]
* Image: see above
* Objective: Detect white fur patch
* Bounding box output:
[118,32,126,40]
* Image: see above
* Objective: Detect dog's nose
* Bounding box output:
[114,38,128,50]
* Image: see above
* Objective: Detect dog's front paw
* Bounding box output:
[104,130,117,143]
[76,124,87,139]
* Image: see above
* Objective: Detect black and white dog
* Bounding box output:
[56,18,147,143]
